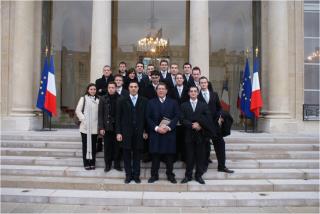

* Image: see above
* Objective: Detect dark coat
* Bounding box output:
[219,111,233,137]
[95,75,114,96]
[183,74,193,87]
[168,85,189,106]
[116,95,148,150]
[117,88,129,98]
[160,72,172,88]
[137,73,150,96]
[181,100,215,141]
[98,93,119,132]
[146,97,180,154]
[143,83,158,100]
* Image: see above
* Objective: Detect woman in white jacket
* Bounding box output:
[76,83,100,170]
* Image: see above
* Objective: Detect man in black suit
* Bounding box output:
[98,82,121,172]
[118,61,127,77]
[135,62,149,95]
[166,63,179,90]
[188,66,213,92]
[146,64,155,81]
[116,81,148,184]
[114,74,129,97]
[180,86,214,184]
[168,73,189,162]
[95,65,114,97]
[159,59,171,85]
[198,76,234,174]
[143,70,160,100]
[183,63,193,86]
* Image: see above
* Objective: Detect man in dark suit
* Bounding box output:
[114,74,129,97]
[143,70,160,100]
[168,73,189,162]
[166,63,179,90]
[135,62,149,95]
[180,86,214,184]
[95,65,114,97]
[187,66,213,92]
[146,82,180,184]
[98,82,121,172]
[159,59,171,85]
[116,81,148,184]
[146,64,155,81]
[198,76,234,174]
[183,62,193,86]
[118,61,127,77]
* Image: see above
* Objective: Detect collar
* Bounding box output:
[159,96,166,103]
[190,98,198,103]
[130,94,138,99]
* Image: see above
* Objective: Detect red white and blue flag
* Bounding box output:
[250,56,263,118]
[220,80,230,111]
[36,55,57,116]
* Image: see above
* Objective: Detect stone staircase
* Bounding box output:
[1,130,319,208]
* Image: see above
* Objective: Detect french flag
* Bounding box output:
[44,55,57,116]
[220,80,230,111]
[250,57,263,118]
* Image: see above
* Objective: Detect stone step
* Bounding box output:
[1,156,319,169]
[1,165,318,180]
[1,148,319,160]
[2,188,318,207]
[2,140,318,151]
[1,175,318,192]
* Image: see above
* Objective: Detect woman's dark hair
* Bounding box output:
[127,68,136,78]
[84,83,98,99]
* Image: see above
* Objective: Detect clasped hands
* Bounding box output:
[157,125,170,134]
[192,122,202,131]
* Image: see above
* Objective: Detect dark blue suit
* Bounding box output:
[146,97,180,178]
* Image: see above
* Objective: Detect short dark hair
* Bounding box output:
[127,68,136,75]
[189,86,199,92]
[175,72,184,79]
[128,80,139,87]
[156,82,168,90]
[160,59,168,65]
[170,63,179,68]
[199,76,208,82]
[119,61,126,66]
[147,64,155,68]
[107,81,117,87]
[151,70,161,76]
[192,66,201,73]
[84,83,98,99]
[114,74,123,79]
[183,62,192,68]
[136,62,144,68]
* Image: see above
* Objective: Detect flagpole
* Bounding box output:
[245,48,249,133]
[254,47,259,133]
[42,46,49,130]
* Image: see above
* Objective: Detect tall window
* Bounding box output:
[44,1,93,126]
[112,1,188,70]
[304,1,320,105]
[209,1,258,128]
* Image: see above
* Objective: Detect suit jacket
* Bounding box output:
[160,71,172,88]
[166,74,177,90]
[180,100,214,141]
[116,95,148,150]
[143,83,158,100]
[146,97,180,154]
[168,85,189,106]
[117,88,129,98]
[98,93,119,132]
[137,73,150,95]
[183,74,193,87]
[95,75,114,96]
[219,111,233,137]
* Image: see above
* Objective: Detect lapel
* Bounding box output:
[126,96,134,108]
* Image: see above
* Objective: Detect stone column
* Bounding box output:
[189,0,209,78]
[2,1,42,130]
[260,1,292,132]
[90,0,112,82]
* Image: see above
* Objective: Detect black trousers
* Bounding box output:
[212,137,226,169]
[81,133,97,167]
[104,131,121,167]
[176,125,186,162]
[185,132,206,178]
[151,153,175,178]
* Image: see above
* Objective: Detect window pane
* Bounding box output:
[304,12,320,37]
[304,91,320,104]
[113,1,187,69]
[304,64,320,90]
[304,38,320,63]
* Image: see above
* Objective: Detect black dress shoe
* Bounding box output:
[180,177,192,184]
[104,165,111,172]
[124,176,132,184]
[148,176,159,183]
[133,177,141,184]
[218,167,234,173]
[90,165,95,170]
[195,176,205,184]
[167,176,177,184]
[207,159,213,164]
